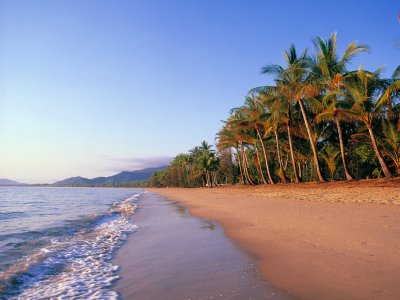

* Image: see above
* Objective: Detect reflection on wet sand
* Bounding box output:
[112,192,290,299]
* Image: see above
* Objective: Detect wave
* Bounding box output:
[0,192,144,299]
[0,212,27,220]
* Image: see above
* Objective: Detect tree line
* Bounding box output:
[148,33,400,187]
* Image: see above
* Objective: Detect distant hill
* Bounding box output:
[53,166,166,187]
[0,179,25,186]
[53,176,93,186]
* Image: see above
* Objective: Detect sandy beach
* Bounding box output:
[113,192,287,299]
[148,178,400,299]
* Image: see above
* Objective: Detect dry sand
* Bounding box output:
[148,178,400,300]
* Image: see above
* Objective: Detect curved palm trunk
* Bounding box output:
[253,143,267,184]
[236,146,245,185]
[240,145,250,185]
[243,147,255,185]
[298,99,326,182]
[286,124,300,183]
[241,144,254,185]
[274,130,287,183]
[334,117,353,180]
[239,143,249,185]
[256,129,274,184]
[367,126,392,178]
[297,161,302,178]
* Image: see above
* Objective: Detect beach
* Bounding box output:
[113,192,289,299]
[148,178,400,299]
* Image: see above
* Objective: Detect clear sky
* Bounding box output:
[1,0,399,183]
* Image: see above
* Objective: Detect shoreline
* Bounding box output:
[148,178,400,299]
[113,192,285,299]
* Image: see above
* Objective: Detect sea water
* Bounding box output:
[0,186,142,299]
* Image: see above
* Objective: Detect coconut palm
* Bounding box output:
[320,144,341,180]
[222,113,256,185]
[216,124,245,184]
[149,34,399,189]
[239,96,274,184]
[261,44,326,182]
[312,33,369,180]
[380,119,400,175]
[231,108,268,184]
[260,88,301,182]
[376,66,400,123]
[340,67,392,177]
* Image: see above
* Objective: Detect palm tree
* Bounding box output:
[380,119,400,174]
[151,35,400,188]
[216,124,245,184]
[190,141,220,187]
[239,121,268,185]
[229,101,273,184]
[320,144,341,180]
[340,67,392,177]
[376,65,400,122]
[222,113,256,185]
[240,96,274,184]
[199,141,220,187]
[261,44,326,182]
[260,88,300,182]
[312,32,369,180]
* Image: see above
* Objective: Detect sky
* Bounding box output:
[1,1,399,183]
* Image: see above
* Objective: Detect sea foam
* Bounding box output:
[2,192,143,300]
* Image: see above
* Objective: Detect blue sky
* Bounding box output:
[1,0,399,183]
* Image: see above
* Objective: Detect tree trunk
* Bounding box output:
[253,143,267,184]
[211,171,217,186]
[298,99,326,182]
[240,145,250,185]
[368,126,392,178]
[287,124,300,183]
[298,161,302,178]
[243,147,255,185]
[236,146,245,185]
[335,117,353,180]
[256,129,274,184]
[274,130,287,183]
[211,171,215,187]
[240,143,250,185]
[241,144,254,185]
[284,153,289,169]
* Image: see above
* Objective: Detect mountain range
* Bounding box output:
[0,179,25,186]
[52,166,166,186]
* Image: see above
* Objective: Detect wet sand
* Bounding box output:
[112,192,290,299]
[149,178,400,300]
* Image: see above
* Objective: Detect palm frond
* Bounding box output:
[261,64,284,76]
[303,97,324,114]
[339,42,369,70]
[376,80,400,109]
[393,65,400,80]
[315,111,334,124]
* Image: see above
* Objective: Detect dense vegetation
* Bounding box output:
[149,33,400,187]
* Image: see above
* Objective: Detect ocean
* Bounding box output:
[0,186,142,299]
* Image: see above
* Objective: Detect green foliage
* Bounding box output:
[148,33,398,187]
[147,141,221,188]
[381,120,400,174]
